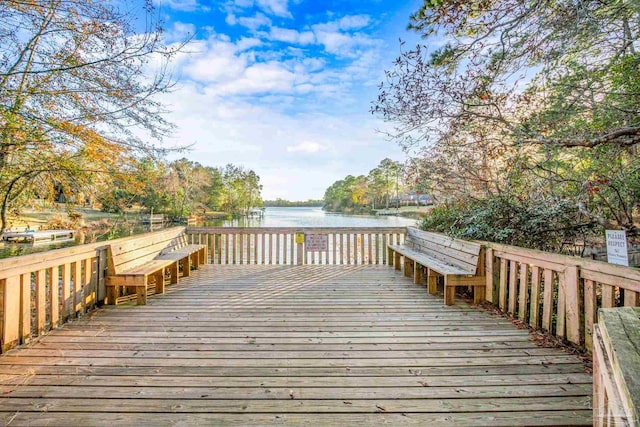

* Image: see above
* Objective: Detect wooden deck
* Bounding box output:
[0,265,592,426]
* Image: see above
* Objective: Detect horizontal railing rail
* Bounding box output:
[186,227,407,266]
[484,242,640,349]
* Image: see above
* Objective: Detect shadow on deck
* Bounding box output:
[0,265,592,426]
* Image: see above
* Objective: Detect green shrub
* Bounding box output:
[420,194,599,252]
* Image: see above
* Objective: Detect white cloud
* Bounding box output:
[229,0,292,18]
[182,36,261,83]
[307,15,381,58]
[177,34,339,97]
[268,27,315,45]
[236,13,273,31]
[151,9,412,200]
[207,61,298,95]
[338,15,371,30]
[311,15,371,33]
[156,0,205,12]
[256,0,291,17]
[166,22,196,42]
[286,141,327,153]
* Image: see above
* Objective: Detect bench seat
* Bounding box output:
[388,227,486,306]
[156,244,207,278]
[106,259,176,305]
[388,244,470,276]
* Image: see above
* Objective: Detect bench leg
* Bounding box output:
[403,258,412,277]
[473,286,486,304]
[414,263,422,285]
[444,276,456,306]
[182,257,191,277]
[427,269,438,295]
[136,283,147,305]
[106,285,117,305]
[169,262,179,285]
[191,252,199,269]
[387,247,394,267]
[200,247,207,265]
[155,269,165,295]
[394,252,401,271]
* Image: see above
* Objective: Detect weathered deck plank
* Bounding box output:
[0,264,591,426]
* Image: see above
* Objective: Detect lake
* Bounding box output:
[0,207,418,258]
[214,207,418,228]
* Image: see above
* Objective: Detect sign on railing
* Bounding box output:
[305,234,328,252]
[606,230,629,267]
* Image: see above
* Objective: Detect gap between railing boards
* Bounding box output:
[185,227,407,266]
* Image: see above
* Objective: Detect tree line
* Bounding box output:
[98,158,262,218]
[263,199,323,207]
[372,0,640,252]
[323,159,407,213]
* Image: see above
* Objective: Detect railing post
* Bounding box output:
[564,265,580,345]
[1,277,21,352]
[97,248,107,303]
[485,248,494,303]
[584,279,597,350]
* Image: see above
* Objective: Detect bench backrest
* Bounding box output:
[158,234,193,255]
[107,227,186,275]
[405,227,482,275]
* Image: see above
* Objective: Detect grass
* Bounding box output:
[7,204,132,231]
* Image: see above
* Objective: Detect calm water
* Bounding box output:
[215,207,417,228]
[0,207,417,258]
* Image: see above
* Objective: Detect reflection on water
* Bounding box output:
[0,207,417,259]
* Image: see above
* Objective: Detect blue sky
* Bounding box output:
[153,0,423,200]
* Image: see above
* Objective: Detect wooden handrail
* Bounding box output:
[0,227,186,353]
[186,227,407,266]
[593,307,640,426]
[483,241,640,349]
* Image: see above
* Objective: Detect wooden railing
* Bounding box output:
[593,307,640,426]
[0,241,107,353]
[485,242,640,349]
[2,224,637,360]
[0,227,188,353]
[186,227,407,265]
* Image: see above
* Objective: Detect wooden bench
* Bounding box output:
[388,227,486,305]
[105,228,206,305]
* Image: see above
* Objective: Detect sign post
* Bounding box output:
[605,230,629,267]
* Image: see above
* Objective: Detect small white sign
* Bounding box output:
[305,234,328,252]
[606,230,629,267]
